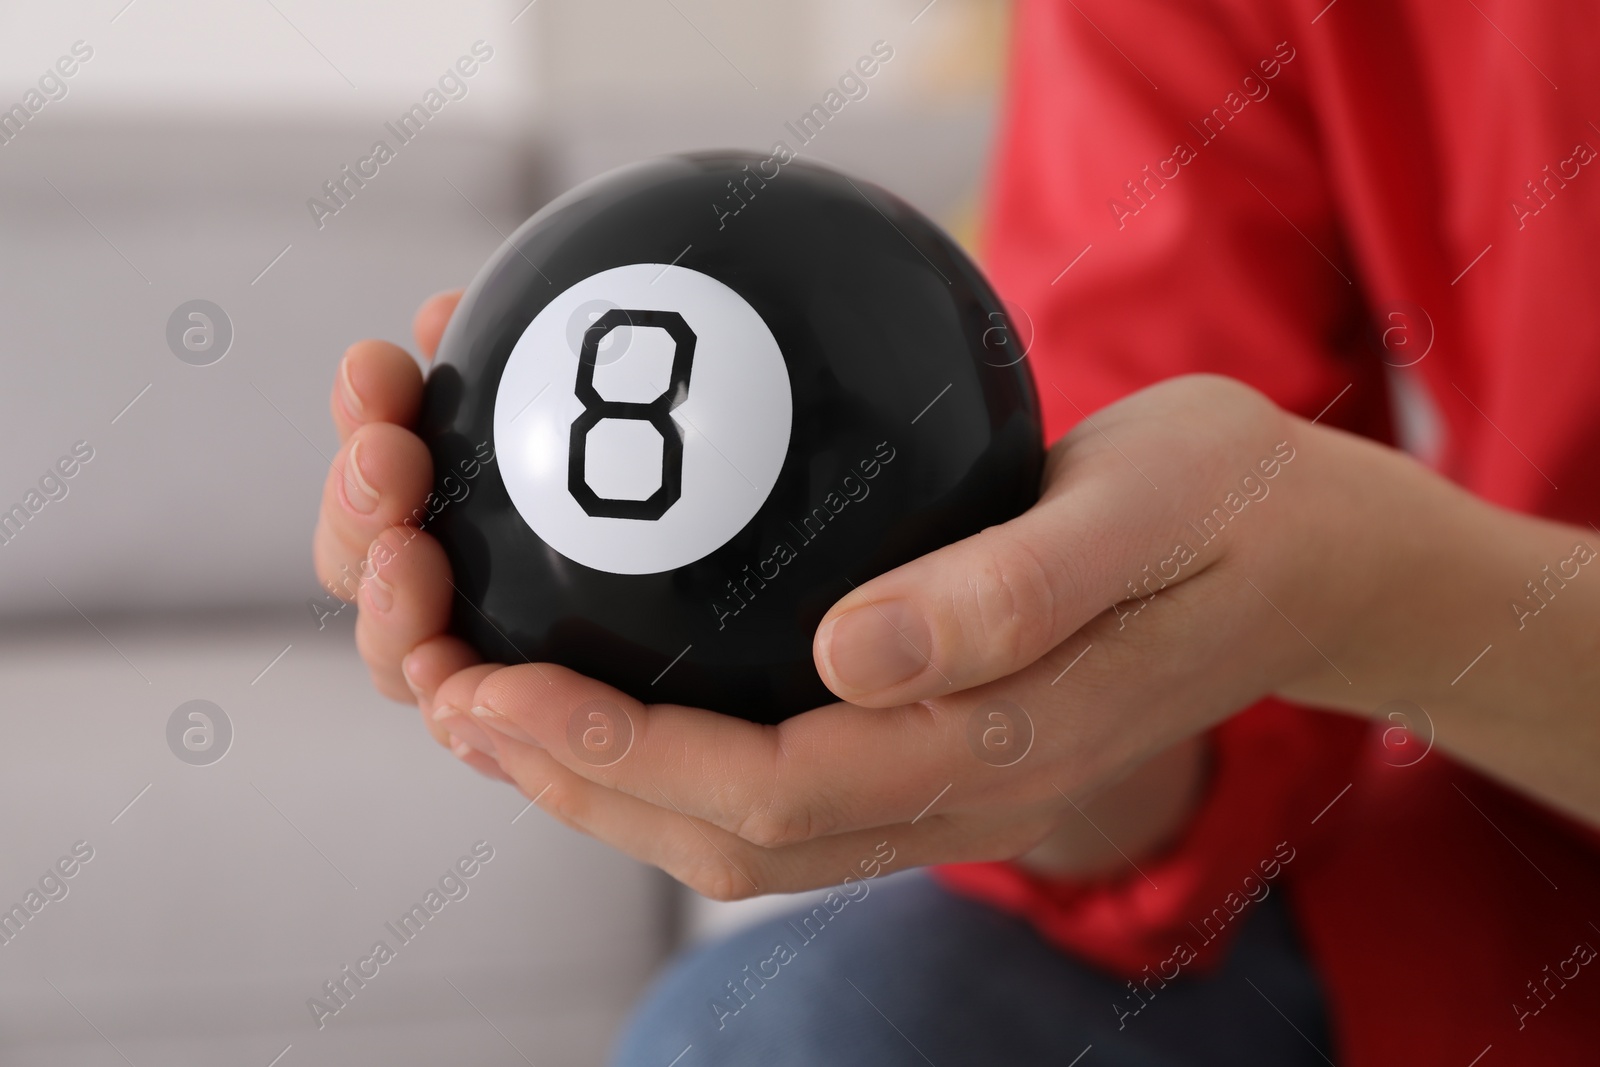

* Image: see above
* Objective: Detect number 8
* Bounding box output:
[569,309,697,520]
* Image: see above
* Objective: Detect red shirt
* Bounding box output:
[936,2,1600,1062]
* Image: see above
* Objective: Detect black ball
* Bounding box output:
[420,152,1041,724]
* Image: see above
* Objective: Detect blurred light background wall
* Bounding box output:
[0,2,1007,1064]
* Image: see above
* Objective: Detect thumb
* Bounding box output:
[812,448,1222,706]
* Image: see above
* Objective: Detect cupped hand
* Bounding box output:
[416,374,1391,899]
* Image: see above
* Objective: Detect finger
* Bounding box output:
[487,733,1048,899]
[406,640,505,780]
[465,663,983,849]
[429,662,505,762]
[312,422,433,598]
[331,340,424,442]
[401,635,482,713]
[413,289,463,361]
[812,433,1234,707]
[354,528,456,700]
[466,622,1209,855]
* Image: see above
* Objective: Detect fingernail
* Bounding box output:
[434,704,497,756]
[401,652,423,697]
[450,737,474,758]
[343,440,379,514]
[819,599,931,694]
[339,356,365,420]
[470,704,542,747]
[365,570,394,613]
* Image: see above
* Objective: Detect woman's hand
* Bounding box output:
[411,375,1403,899]
[317,306,1600,898]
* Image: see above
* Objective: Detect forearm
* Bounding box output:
[1284,423,1600,825]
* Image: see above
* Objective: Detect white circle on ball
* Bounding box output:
[494,263,793,575]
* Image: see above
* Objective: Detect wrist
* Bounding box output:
[1018,734,1210,879]
[1267,419,1483,715]
[1269,421,1600,822]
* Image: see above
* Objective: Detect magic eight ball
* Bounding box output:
[420,153,1042,724]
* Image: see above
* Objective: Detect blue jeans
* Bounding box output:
[611,872,1334,1066]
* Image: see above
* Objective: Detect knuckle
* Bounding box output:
[1186,372,1273,411]
[735,802,820,849]
[682,857,762,903]
[964,536,1064,665]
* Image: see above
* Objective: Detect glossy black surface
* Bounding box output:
[420,153,1042,723]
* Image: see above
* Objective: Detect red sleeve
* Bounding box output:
[933,0,1383,976]
[987,0,1389,441]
